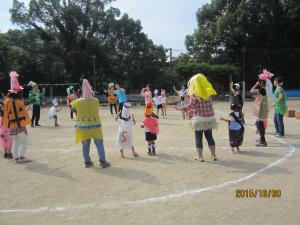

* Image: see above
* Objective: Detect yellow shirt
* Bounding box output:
[70,98,103,143]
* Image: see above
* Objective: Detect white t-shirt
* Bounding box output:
[48,106,57,120]
[152,96,163,106]
[229,112,240,122]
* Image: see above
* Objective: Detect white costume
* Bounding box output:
[116,103,134,150]
[152,96,163,106]
[48,98,58,120]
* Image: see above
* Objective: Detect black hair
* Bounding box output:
[259,87,266,96]
[230,104,240,111]
[8,90,23,99]
[274,76,284,84]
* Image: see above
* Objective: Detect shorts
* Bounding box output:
[145,132,157,141]
[156,104,163,110]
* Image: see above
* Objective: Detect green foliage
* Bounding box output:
[0,0,168,92]
[185,0,300,88]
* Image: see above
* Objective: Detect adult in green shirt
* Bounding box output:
[272,77,287,137]
[28,82,45,127]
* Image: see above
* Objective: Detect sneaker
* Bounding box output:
[5,153,13,159]
[16,157,32,163]
[194,157,204,162]
[152,151,156,156]
[35,124,41,127]
[100,161,111,168]
[256,143,267,147]
[84,161,93,168]
[31,124,34,128]
[211,155,218,161]
[147,152,153,156]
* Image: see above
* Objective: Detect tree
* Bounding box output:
[8,0,167,90]
[185,0,300,88]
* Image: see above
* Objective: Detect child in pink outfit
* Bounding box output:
[141,111,159,156]
[0,107,13,159]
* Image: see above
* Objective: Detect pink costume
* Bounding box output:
[0,117,12,150]
[143,117,159,134]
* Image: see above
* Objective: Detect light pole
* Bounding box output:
[91,55,96,90]
[242,46,246,101]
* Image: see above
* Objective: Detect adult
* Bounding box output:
[175,73,218,162]
[70,79,110,168]
[272,77,288,137]
[105,83,118,115]
[114,83,127,112]
[173,84,188,119]
[28,81,45,127]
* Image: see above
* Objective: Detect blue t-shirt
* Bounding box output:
[114,89,127,103]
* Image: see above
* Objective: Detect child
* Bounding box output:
[173,84,188,119]
[116,102,138,158]
[0,99,13,158]
[48,98,61,127]
[141,108,159,156]
[220,104,245,153]
[3,71,31,163]
[161,89,167,116]
[106,83,118,115]
[256,88,269,147]
[66,85,77,119]
[152,89,164,117]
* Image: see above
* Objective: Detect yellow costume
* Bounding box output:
[188,73,217,100]
[70,98,103,143]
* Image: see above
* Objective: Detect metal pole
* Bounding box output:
[242,46,246,101]
[170,48,172,70]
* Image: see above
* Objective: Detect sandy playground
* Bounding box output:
[0,100,299,225]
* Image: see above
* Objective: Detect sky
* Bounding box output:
[0,0,211,55]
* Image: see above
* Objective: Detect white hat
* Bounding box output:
[234,83,240,88]
[121,102,132,119]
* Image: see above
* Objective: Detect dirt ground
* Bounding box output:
[0,100,299,225]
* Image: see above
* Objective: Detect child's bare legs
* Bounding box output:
[131,146,138,158]
[120,149,125,158]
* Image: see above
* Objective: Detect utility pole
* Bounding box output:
[166,48,173,70]
[91,55,96,90]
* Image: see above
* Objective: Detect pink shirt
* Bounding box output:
[143,117,159,134]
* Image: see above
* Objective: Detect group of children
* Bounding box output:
[0,69,288,167]
[220,69,287,153]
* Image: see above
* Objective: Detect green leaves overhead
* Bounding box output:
[1,0,167,91]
